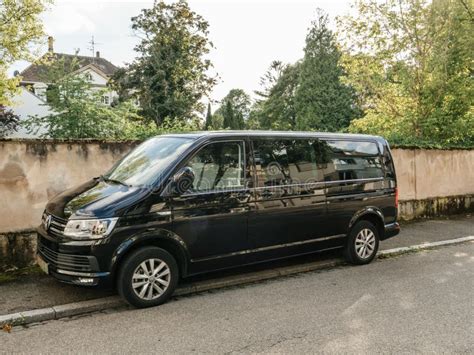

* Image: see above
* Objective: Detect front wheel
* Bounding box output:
[343,220,379,265]
[117,247,179,308]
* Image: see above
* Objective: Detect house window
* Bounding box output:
[35,88,47,101]
[101,95,110,105]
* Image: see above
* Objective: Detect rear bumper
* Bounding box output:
[382,222,400,240]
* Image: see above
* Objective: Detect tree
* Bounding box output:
[254,60,286,99]
[215,89,251,129]
[251,62,301,130]
[339,0,473,146]
[221,100,235,129]
[112,0,216,126]
[295,10,360,131]
[0,0,50,105]
[24,56,142,139]
[0,105,19,137]
[204,102,212,130]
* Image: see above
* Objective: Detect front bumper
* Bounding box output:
[382,222,400,240]
[37,252,110,286]
[37,231,112,287]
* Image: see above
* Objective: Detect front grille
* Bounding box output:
[46,214,67,239]
[38,239,95,273]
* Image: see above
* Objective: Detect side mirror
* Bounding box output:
[172,166,195,195]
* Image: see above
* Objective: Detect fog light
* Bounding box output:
[77,277,95,284]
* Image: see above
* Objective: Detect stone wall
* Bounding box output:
[0,230,36,271]
[0,139,472,233]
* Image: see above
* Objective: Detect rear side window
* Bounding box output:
[252,139,321,186]
[318,140,384,181]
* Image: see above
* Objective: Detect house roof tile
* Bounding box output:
[20,53,119,82]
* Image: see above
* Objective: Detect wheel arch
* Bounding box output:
[348,208,385,238]
[110,230,190,285]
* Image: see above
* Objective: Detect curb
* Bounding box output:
[2,236,473,328]
[0,297,123,329]
[377,236,474,257]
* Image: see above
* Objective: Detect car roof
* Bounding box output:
[161,130,386,143]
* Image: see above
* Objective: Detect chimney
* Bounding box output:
[96,51,100,58]
[48,36,54,52]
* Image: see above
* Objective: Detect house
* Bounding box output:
[6,87,52,138]
[6,36,120,138]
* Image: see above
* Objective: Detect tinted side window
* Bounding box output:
[319,140,383,181]
[187,141,245,191]
[252,139,322,186]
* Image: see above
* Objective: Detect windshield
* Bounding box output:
[106,136,194,187]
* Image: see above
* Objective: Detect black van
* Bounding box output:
[37,131,400,307]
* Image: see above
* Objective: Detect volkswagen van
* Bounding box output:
[37,131,400,307]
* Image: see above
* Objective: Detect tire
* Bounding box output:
[343,220,379,265]
[117,246,179,308]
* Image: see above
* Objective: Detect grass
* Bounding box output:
[0,265,43,285]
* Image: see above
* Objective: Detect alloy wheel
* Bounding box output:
[131,258,171,300]
[355,228,376,259]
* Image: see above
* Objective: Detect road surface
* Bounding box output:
[2,242,473,353]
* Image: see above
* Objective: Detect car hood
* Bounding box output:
[45,179,150,219]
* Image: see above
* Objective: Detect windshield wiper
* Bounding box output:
[99,175,129,187]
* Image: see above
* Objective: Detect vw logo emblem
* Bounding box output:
[44,215,52,230]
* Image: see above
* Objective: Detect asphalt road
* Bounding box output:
[2,242,473,354]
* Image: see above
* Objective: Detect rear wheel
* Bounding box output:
[117,247,179,308]
[343,220,379,265]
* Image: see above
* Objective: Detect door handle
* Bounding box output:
[155,211,171,216]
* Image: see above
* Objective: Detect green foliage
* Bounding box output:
[339,0,473,147]
[111,0,216,125]
[295,10,360,131]
[251,11,359,132]
[204,102,212,130]
[252,62,300,130]
[0,105,19,137]
[23,56,145,139]
[118,117,200,140]
[222,100,235,129]
[254,60,286,99]
[0,0,50,105]
[215,89,251,129]
[10,0,470,150]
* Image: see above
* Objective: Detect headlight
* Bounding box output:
[63,218,118,240]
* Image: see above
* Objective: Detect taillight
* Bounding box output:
[395,187,399,209]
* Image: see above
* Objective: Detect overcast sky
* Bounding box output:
[12,0,354,103]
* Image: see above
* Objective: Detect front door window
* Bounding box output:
[187,141,245,192]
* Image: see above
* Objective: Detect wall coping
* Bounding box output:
[1,138,473,150]
[390,145,473,151]
[0,138,141,144]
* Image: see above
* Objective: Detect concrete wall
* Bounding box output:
[0,140,138,233]
[0,140,472,234]
[393,149,474,201]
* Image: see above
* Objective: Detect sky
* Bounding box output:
[12,0,354,103]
